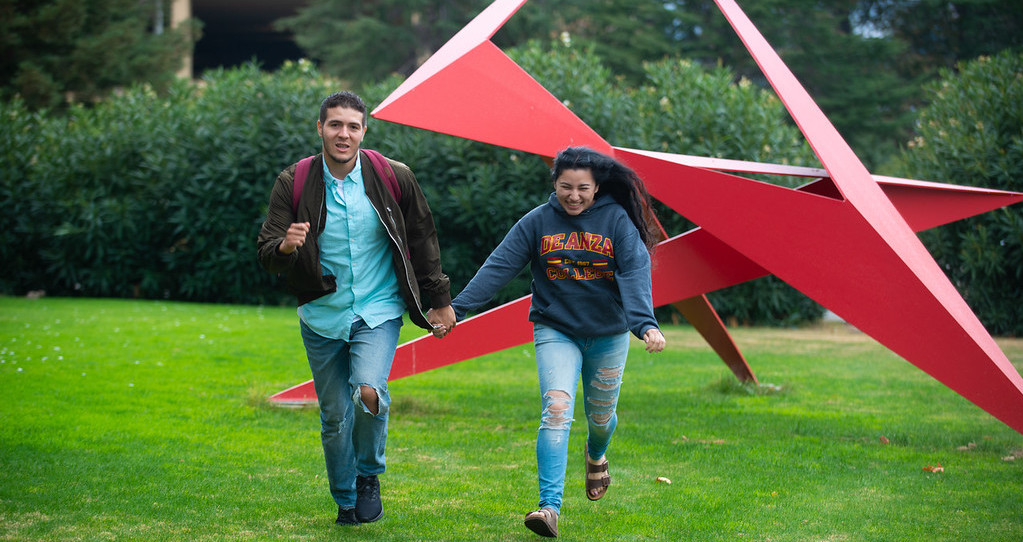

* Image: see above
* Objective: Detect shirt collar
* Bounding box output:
[321,152,362,187]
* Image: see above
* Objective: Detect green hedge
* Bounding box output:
[1,60,336,304]
[898,50,1023,336]
[2,44,830,325]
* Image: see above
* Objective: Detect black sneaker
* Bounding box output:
[355,475,384,523]
[336,507,358,525]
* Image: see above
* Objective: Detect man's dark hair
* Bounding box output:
[319,91,368,126]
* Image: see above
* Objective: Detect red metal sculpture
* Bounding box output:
[271,0,1023,437]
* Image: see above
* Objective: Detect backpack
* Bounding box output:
[291,149,400,215]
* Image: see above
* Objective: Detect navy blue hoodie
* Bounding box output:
[452,193,658,339]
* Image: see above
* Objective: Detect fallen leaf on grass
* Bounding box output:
[655,477,672,484]
[922,463,944,473]
[879,436,889,445]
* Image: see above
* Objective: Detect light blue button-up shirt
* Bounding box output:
[298,155,405,340]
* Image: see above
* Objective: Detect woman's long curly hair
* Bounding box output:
[550,146,659,252]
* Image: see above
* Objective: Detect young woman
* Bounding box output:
[446,146,666,537]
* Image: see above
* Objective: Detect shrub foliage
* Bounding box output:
[898,51,1023,336]
[4,44,836,324]
[1,60,335,304]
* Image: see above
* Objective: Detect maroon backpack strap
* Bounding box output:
[291,155,316,215]
[362,148,401,203]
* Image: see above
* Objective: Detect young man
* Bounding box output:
[257,91,456,525]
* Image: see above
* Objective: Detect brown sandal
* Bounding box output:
[524,507,559,538]
[585,445,610,501]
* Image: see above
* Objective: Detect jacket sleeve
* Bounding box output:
[450,215,533,321]
[612,215,659,339]
[395,164,452,308]
[256,166,300,274]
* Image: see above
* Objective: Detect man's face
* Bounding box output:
[317,106,365,169]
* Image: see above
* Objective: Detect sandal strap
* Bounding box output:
[586,464,610,489]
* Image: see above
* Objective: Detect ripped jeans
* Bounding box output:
[300,317,401,508]
[533,323,630,513]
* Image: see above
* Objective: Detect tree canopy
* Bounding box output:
[275,0,491,83]
[0,0,197,109]
[277,0,1022,170]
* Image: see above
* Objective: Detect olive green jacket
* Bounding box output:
[256,151,451,330]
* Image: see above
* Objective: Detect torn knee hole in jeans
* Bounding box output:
[354,384,383,416]
[592,365,624,391]
[591,411,613,426]
[587,397,616,426]
[541,390,573,430]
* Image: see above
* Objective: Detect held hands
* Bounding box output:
[278,222,311,255]
[426,305,457,339]
[643,328,666,353]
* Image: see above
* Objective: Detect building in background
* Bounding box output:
[179,0,307,77]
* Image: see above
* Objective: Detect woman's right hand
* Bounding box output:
[643,328,666,353]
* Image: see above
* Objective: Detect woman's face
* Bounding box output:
[554,168,599,215]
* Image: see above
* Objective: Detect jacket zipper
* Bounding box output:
[371,202,428,323]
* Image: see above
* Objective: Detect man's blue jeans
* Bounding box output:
[300,317,402,508]
[532,323,630,513]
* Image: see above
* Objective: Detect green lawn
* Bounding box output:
[1,297,1021,541]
